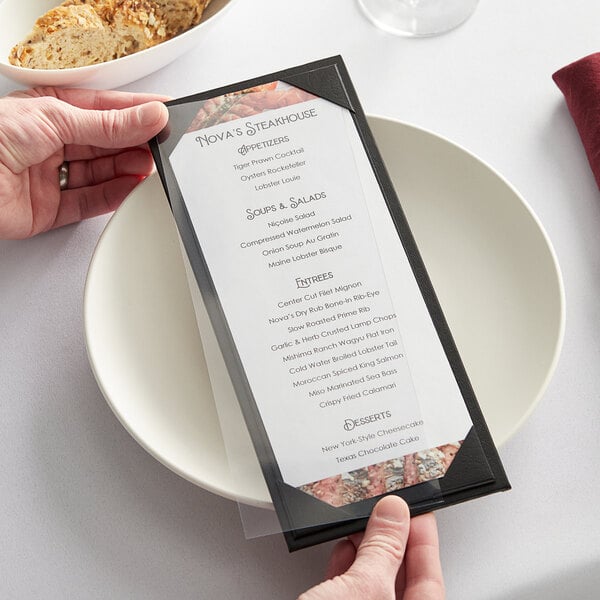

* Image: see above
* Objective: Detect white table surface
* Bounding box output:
[1,1,600,598]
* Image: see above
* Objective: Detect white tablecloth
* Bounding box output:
[1,1,599,597]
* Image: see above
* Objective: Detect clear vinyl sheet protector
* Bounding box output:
[150,57,510,551]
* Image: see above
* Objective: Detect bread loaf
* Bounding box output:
[9,0,211,69]
[153,0,210,36]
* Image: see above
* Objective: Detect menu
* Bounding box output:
[150,57,510,551]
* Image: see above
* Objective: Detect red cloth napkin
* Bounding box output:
[553,53,600,189]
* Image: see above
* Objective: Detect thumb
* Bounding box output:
[348,495,410,584]
[56,100,169,149]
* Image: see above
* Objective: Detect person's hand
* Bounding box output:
[0,87,169,239]
[299,496,444,600]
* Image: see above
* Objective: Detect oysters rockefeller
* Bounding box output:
[9,0,212,69]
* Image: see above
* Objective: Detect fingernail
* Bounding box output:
[374,496,407,523]
[137,102,163,127]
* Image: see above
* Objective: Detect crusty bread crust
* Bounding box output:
[9,0,211,69]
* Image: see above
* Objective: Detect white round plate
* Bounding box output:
[0,0,235,89]
[84,116,565,507]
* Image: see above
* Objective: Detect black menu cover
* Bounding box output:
[150,56,510,551]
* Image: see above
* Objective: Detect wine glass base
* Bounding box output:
[357,0,479,37]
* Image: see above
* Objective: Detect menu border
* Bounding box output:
[150,55,510,552]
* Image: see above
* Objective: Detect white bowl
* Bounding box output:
[0,0,235,89]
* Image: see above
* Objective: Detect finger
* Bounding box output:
[324,539,356,580]
[347,532,364,549]
[64,143,149,162]
[52,175,142,229]
[396,558,407,596]
[347,496,410,583]
[53,100,169,149]
[11,87,171,110]
[65,149,154,189]
[403,513,445,600]
[56,88,172,110]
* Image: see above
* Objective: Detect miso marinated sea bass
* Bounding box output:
[9,0,212,69]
